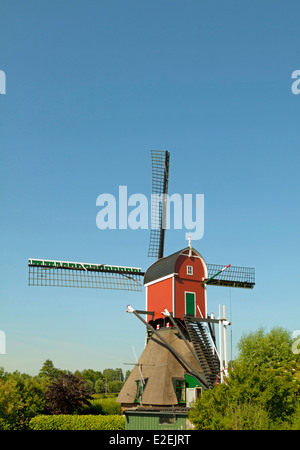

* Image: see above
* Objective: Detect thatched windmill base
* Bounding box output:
[117,327,205,430]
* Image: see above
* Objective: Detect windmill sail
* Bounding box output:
[148,150,170,259]
[28,259,144,291]
[206,263,255,289]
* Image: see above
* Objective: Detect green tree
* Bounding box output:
[0,378,45,430]
[102,368,115,382]
[189,327,300,430]
[0,379,24,430]
[75,369,103,384]
[237,327,298,368]
[0,367,7,380]
[94,379,105,394]
[84,379,94,393]
[39,359,62,379]
[103,368,124,382]
[107,380,124,393]
[189,362,300,429]
[114,368,124,382]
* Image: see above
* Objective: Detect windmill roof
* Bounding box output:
[143,247,203,285]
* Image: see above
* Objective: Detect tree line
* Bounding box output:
[0,361,129,429]
[40,360,130,393]
[1,326,299,430]
[1,360,131,395]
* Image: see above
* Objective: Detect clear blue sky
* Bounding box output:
[0,0,299,375]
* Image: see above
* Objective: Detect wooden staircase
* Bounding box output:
[184,315,220,389]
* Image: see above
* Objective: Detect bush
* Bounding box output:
[84,397,122,415]
[219,401,272,430]
[290,404,300,430]
[29,414,125,430]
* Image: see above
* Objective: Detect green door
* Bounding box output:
[185,292,195,315]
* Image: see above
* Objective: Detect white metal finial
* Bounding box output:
[188,234,192,256]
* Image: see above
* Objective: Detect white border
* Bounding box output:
[144,273,177,287]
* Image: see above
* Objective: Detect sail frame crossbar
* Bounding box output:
[206,263,255,289]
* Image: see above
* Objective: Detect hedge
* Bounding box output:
[29,415,125,430]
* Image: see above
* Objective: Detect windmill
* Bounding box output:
[28,150,255,412]
[28,150,254,293]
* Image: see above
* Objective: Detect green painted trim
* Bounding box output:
[28,258,142,274]
[185,373,202,389]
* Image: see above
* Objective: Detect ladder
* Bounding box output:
[184,316,220,388]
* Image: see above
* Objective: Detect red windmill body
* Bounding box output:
[144,246,208,325]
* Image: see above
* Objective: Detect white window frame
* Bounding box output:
[187,265,193,276]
